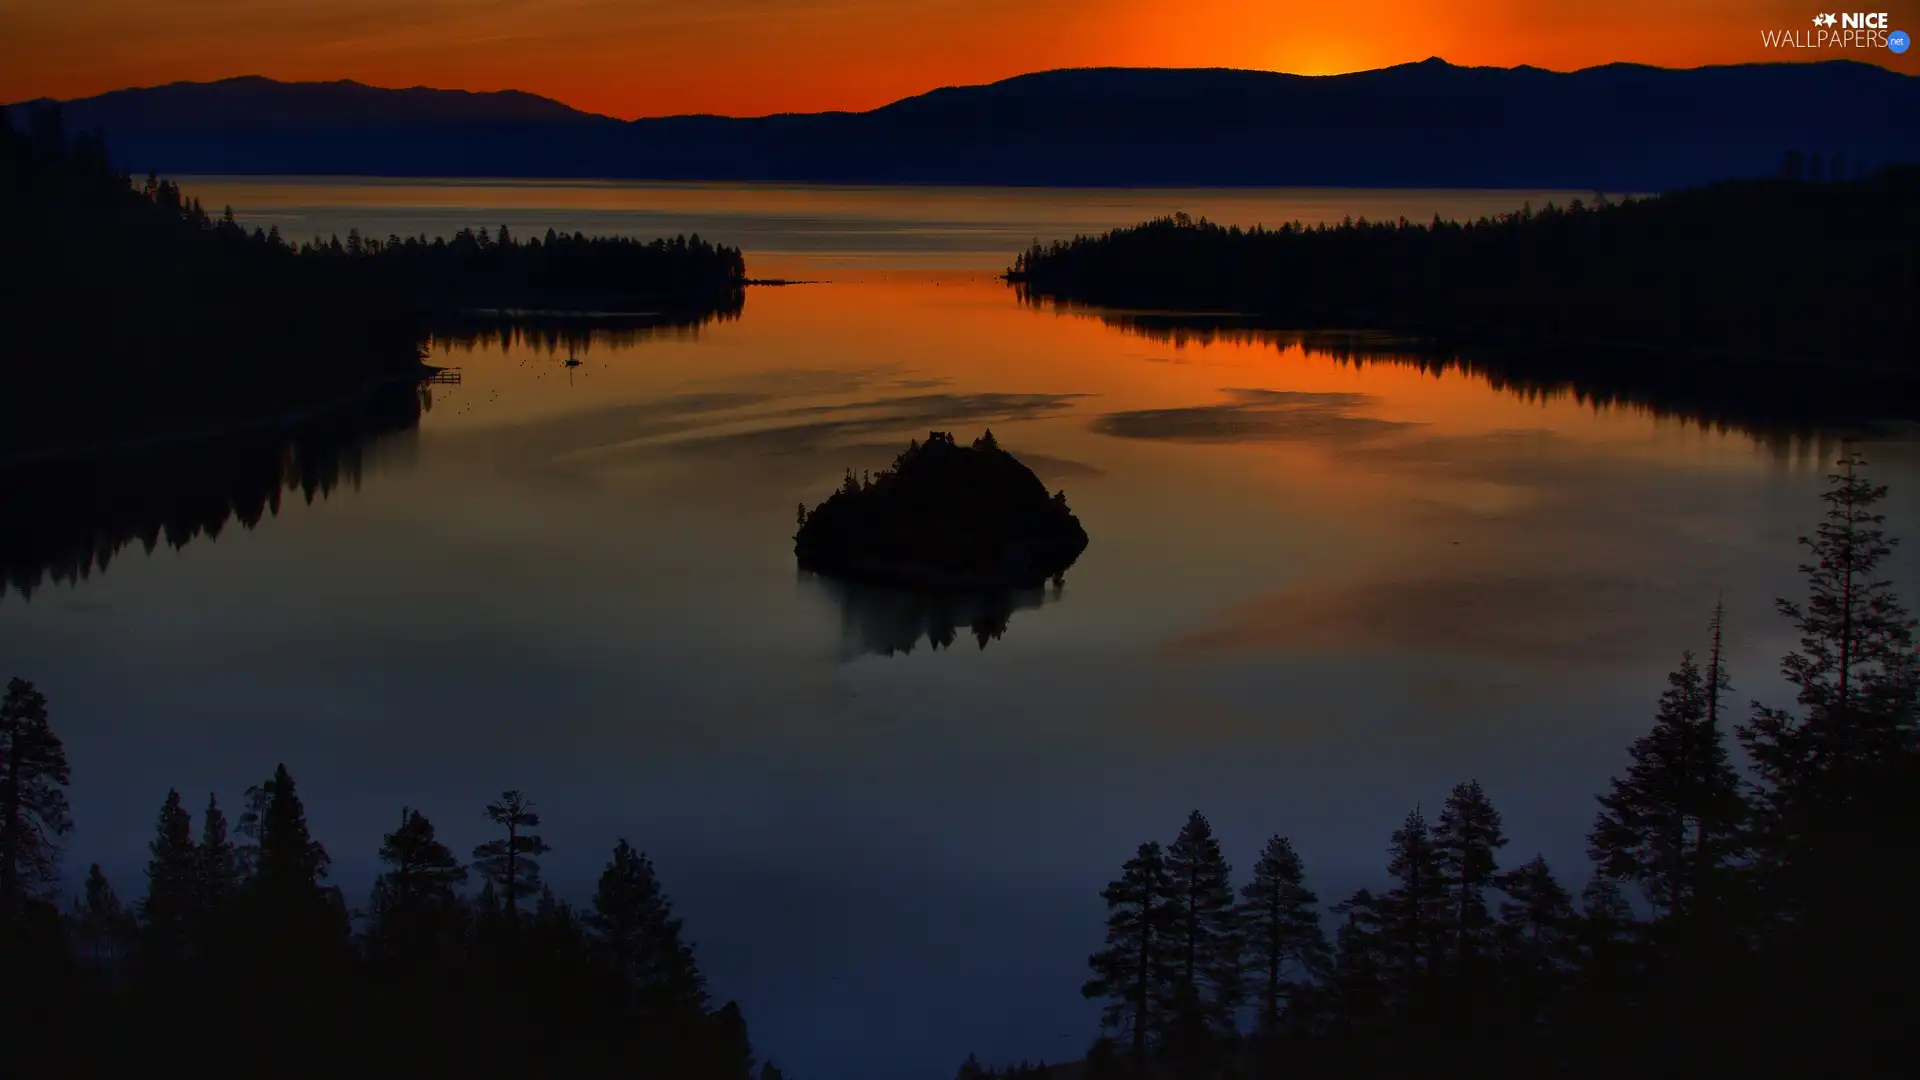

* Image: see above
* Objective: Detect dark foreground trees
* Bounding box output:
[1069,451,1920,1078]
[0,725,768,1079]
[0,676,71,930]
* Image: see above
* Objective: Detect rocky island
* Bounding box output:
[794,431,1090,590]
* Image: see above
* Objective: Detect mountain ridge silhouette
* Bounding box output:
[11,58,1917,188]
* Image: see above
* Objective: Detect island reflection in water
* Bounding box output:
[801,571,1068,658]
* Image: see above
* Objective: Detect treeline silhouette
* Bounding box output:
[1083,317,1916,441]
[1,107,750,457]
[0,380,427,599]
[293,223,746,317]
[1009,169,1920,375]
[0,109,425,457]
[0,719,781,1079]
[947,451,1918,1080]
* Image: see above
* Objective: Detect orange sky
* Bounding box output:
[4,0,1913,118]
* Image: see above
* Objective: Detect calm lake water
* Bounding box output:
[7,179,1919,1079]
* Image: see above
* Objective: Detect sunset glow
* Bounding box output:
[5,0,1913,118]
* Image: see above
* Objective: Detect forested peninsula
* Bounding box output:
[0,109,746,458]
[1009,164,1920,375]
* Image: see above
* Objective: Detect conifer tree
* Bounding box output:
[368,807,467,970]
[1740,451,1919,891]
[1237,834,1329,1036]
[141,789,196,966]
[72,862,130,968]
[1572,875,1638,995]
[256,764,329,901]
[587,840,708,1015]
[0,677,72,925]
[1328,888,1386,1029]
[712,999,755,1080]
[233,780,271,877]
[1578,874,1633,935]
[1736,452,1920,1070]
[196,794,240,915]
[1083,841,1177,1068]
[1590,643,1746,922]
[473,790,550,926]
[1494,855,1576,996]
[1377,806,1446,1004]
[1433,779,1507,979]
[1163,810,1240,1038]
[194,793,241,966]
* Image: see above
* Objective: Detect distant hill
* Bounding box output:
[11,59,1920,189]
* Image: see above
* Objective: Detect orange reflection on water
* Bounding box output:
[414,271,1837,675]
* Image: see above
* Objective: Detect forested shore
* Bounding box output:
[1008,165,1920,375]
[0,108,746,456]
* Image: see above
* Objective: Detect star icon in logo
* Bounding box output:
[1825,13,1840,26]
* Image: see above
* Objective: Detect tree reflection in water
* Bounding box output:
[0,381,429,600]
[800,571,1068,659]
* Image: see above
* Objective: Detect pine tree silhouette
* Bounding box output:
[367,807,467,973]
[1083,841,1177,1068]
[1590,648,1747,921]
[1237,834,1329,1038]
[139,789,195,971]
[473,790,551,927]
[587,839,708,1016]
[0,677,71,928]
[1163,809,1240,1050]
[1433,779,1507,979]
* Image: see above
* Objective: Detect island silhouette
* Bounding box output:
[794,431,1089,591]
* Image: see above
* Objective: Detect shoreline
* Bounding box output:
[0,363,438,474]
[1012,291,1920,386]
